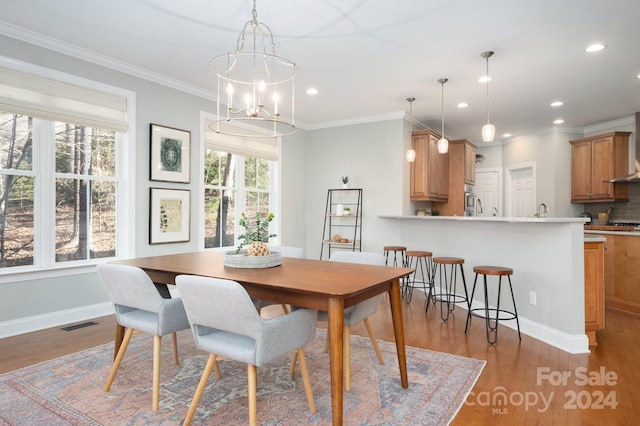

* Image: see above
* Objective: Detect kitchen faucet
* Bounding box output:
[537,203,549,218]
[475,198,483,216]
[491,207,498,217]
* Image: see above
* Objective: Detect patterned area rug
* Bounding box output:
[0,328,484,425]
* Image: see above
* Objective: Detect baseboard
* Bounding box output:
[459,299,590,354]
[0,302,114,339]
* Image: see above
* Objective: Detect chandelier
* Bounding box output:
[209,0,298,138]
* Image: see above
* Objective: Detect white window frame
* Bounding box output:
[0,57,136,283]
[199,112,280,251]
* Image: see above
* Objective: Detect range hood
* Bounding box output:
[606,111,640,183]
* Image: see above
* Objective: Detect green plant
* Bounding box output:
[236,211,276,253]
[342,176,349,184]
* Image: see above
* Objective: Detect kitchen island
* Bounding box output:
[379,215,589,353]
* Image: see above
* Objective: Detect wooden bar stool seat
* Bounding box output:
[403,251,434,303]
[465,265,521,345]
[383,246,407,267]
[427,257,469,321]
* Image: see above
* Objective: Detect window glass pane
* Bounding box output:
[204,187,236,248]
[245,156,256,188]
[90,180,116,259]
[245,156,270,190]
[0,112,32,171]
[55,123,115,176]
[0,175,34,267]
[204,149,235,187]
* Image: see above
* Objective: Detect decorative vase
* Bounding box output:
[336,204,344,216]
[342,183,349,189]
[247,241,270,256]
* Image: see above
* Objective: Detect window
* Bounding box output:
[0,113,121,269]
[203,149,276,249]
[0,60,131,274]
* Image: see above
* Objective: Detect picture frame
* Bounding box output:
[150,123,191,183]
[149,188,190,244]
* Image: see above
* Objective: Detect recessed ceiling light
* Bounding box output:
[637,73,640,79]
[457,102,469,108]
[502,133,512,138]
[554,119,565,124]
[306,88,318,95]
[585,43,606,53]
[550,101,564,107]
[478,76,492,83]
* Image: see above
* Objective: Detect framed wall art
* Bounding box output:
[150,123,191,183]
[149,188,190,244]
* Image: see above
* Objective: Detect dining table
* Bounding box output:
[110,251,413,426]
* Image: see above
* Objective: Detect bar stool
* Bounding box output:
[402,251,434,303]
[465,266,521,344]
[383,246,406,267]
[427,257,469,321]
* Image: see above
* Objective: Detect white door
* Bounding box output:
[475,168,502,217]
[506,164,535,217]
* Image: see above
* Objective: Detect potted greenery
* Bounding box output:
[342,176,349,188]
[225,212,281,268]
[343,207,351,215]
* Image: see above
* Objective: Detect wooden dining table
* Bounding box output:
[111,251,413,426]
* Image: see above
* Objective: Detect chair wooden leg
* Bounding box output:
[213,355,222,379]
[248,364,258,426]
[281,304,290,314]
[104,327,133,392]
[364,318,385,365]
[289,351,298,375]
[171,332,179,365]
[184,354,218,426]
[296,348,316,413]
[345,326,351,391]
[152,335,161,411]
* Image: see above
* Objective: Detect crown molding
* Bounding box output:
[305,111,406,130]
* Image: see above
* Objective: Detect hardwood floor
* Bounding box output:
[1,290,638,424]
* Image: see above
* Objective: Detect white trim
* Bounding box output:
[304,111,405,130]
[0,302,114,339]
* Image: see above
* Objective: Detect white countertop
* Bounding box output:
[584,234,606,242]
[584,229,640,237]
[379,215,587,224]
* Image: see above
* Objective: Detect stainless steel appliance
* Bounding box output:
[464,185,475,216]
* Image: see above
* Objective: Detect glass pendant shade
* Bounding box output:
[482,123,496,142]
[406,148,416,162]
[437,137,449,154]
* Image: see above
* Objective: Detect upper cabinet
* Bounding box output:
[432,139,476,216]
[570,131,631,203]
[410,129,449,201]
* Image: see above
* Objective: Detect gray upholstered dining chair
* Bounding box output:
[176,275,318,426]
[96,263,191,412]
[252,245,305,315]
[294,251,386,391]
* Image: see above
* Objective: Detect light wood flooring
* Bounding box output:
[1,290,639,425]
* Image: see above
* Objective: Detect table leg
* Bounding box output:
[327,297,344,426]
[389,277,409,388]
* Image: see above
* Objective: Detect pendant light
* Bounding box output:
[481,51,495,142]
[406,97,416,162]
[209,0,298,138]
[437,78,449,154]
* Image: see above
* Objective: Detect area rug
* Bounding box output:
[0,329,485,425]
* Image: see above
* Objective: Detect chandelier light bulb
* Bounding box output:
[438,137,449,154]
[482,123,496,142]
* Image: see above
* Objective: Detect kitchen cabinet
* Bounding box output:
[602,233,640,315]
[584,240,605,346]
[432,139,476,216]
[570,132,631,202]
[410,129,449,202]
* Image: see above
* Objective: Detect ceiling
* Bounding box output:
[1,0,640,143]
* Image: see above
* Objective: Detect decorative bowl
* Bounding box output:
[223,251,282,268]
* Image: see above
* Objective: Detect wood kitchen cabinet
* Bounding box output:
[410,129,449,202]
[584,240,605,346]
[570,132,630,202]
[602,233,640,316]
[432,139,476,216]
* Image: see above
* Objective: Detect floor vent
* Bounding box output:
[61,321,98,331]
